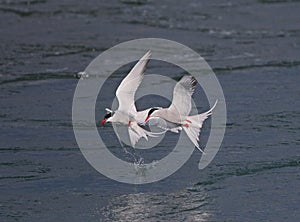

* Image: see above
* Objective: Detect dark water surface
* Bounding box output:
[1,0,300,221]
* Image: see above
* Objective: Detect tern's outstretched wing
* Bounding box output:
[167,75,196,117]
[116,51,151,114]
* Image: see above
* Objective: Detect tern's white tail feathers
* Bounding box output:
[182,124,202,152]
[183,100,218,153]
[128,121,164,148]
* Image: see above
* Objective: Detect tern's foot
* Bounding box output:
[183,123,189,128]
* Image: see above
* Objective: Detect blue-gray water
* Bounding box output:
[1,0,299,221]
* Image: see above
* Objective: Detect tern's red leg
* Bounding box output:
[183,123,189,128]
[128,121,131,126]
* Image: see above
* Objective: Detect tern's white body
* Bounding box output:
[146,75,218,153]
[103,51,162,147]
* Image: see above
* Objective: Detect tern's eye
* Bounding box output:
[104,112,112,119]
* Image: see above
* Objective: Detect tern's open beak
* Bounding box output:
[100,119,107,126]
[145,115,150,122]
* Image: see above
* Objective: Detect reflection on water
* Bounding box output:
[102,186,212,222]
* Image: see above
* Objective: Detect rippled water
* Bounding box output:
[1,0,299,221]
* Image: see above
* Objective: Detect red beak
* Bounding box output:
[100,119,106,126]
[145,115,150,122]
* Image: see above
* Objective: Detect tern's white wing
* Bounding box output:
[167,75,196,117]
[116,51,151,114]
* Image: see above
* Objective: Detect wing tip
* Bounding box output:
[190,76,197,91]
[141,50,152,60]
[179,75,197,93]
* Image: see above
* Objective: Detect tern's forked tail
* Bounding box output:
[182,100,218,153]
[128,121,165,148]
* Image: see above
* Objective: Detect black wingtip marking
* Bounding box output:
[190,76,197,90]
